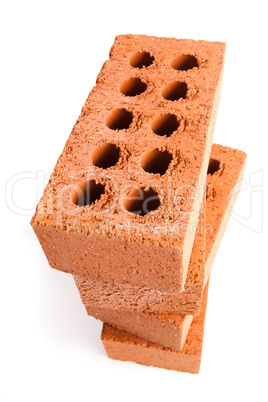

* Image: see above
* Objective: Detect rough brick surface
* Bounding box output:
[31,34,226,292]
[74,144,247,315]
[101,282,210,374]
[87,304,193,352]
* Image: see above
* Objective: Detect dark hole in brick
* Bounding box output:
[161,81,188,101]
[122,188,160,216]
[151,113,179,137]
[71,180,105,207]
[120,77,147,97]
[170,55,198,71]
[141,149,172,175]
[91,143,120,169]
[207,158,220,175]
[129,51,154,68]
[106,108,133,130]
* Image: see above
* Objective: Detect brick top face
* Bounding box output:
[33,35,226,249]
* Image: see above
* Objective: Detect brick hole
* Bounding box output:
[170,55,198,71]
[207,158,220,175]
[161,81,188,101]
[91,143,120,169]
[106,108,133,130]
[122,188,160,216]
[129,51,154,68]
[151,113,179,137]
[141,149,172,175]
[120,77,147,97]
[71,180,105,207]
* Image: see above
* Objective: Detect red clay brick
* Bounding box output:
[31,34,226,292]
[101,281,210,374]
[74,144,247,316]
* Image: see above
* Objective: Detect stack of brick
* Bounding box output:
[31,35,246,374]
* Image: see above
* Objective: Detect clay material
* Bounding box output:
[74,144,247,316]
[31,34,226,292]
[101,281,210,374]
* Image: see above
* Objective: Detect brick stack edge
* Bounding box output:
[31,34,246,374]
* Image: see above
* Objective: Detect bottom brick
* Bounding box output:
[101,281,209,374]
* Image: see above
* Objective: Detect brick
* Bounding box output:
[74,144,247,316]
[31,34,226,292]
[101,281,210,374]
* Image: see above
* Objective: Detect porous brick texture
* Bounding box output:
[87,305,193,352]
[31,34,226,292]
[74,144,247,316]
[101,282,210,374]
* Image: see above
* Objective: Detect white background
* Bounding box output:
[1,1,267,401]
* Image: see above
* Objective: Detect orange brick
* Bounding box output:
[32,34,226,292]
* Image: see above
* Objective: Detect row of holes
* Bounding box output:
[72,158,220,215]
[71,183,160,216]
[92,143,172,175]
[120,77,188,100]
[129,51,198,71]
[106,109,180,137]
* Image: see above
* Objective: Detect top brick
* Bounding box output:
[31,34,226,292]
